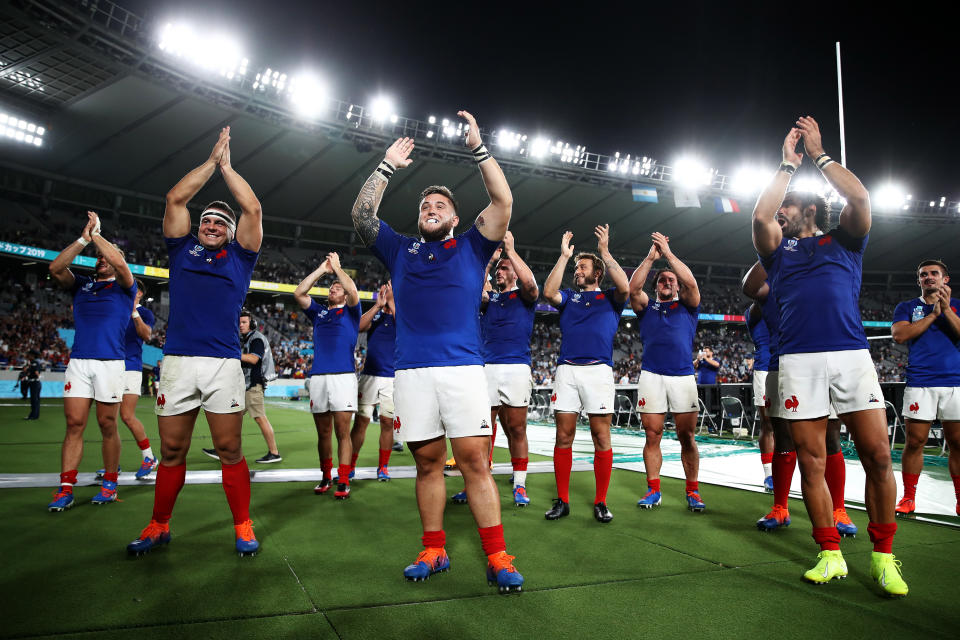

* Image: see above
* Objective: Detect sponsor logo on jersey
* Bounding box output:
[912,306,925,322]
[408,242,421,255]
[784,395,799,412]
[491,292,500,302]
[572,293,581,302]
[83,282,93,291]
[909,402,919,412]
[189,244,204,256]
[785,238,799,252]
[320,309,328,318]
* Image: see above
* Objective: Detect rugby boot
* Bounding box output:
[593,502,613,523]
[756,505,791,532]
[513,486,530,507]
[637,489,662,509]
[90,481,119,505]
[404,547,449,581]
[377,465,391,482]
[871,552,908,598]
[686,491,706,512]
[486,551,524,594]
[314,478,333,494]
[834,508,858,537]
[763,475,775,493]
[135,457,158,480]
[444,456,457,470]
[544,498,570,520]
[802,549,848,584]
[127,520,171,556]
[895,496,916,517]
[334,483,351,500]
[451,490,468,504]
[47,488,74,512]
[235,519,259,556]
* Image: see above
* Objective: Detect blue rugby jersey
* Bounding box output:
[556,287,625,367]
[362,309,397,377]
[481,287,536,365]
[746,304,771,372]
[636,298,699,376]
[70,274,137,360]
[124,305,156,371]
[892,297,960,387]
[305,300,361,375]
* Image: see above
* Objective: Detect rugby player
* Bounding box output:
[629,233,705,512]
[294,254,361,499]
[349,282,397,481]
[892,260,960,517]
[349,111,523,593]
[127,127,263,556]
[745,300,775,493]
[47,212,136,511]
[120,279,157,480]
[543,225,629,524]
[752,117,905,596]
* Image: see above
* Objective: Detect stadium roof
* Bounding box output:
[1,0,957,273]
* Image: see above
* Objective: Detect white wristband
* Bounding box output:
[131,311,140,319]
[76,237,89,247]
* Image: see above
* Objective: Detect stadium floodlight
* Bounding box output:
[496,130,521,151]
[873,184,907,211]
[426,130,434,138]
[158,23,246,79]
[730,166,769,195]
[288,73,329,118]
[428,115,436,124]
[672,157,714,188]
[369,96,394,122]
[791,176,827,195]
[529,137,550,159]
[0,111,46,147]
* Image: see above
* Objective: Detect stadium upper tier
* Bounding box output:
[1,0,958,274]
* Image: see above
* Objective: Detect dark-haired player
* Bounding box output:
[47,211,136,511]
[543,225,629,524]
[349,111,522,593]
[892,259,960,517]
[753,116,905,596]
[629,233,704,512]
[127,127,262,556]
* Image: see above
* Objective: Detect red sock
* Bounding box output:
[489,421,498,464]
[137,438,150,451]
[221,459,251,525]
[337,464,352,485]
[152,463,186,524]
[350,452,359,471]
[593,449,613,504]
[772,451,796,508]
[647,477,661,493]
[321,457,333,479]
[825,451,846,510]
[867,521,897,553]
[59,470,78,489]
[952,475,960,503]
[554,447,572,503]
[812,526,841,551]
[902,472,920,500]
[478,523,506,556]
[685,480,699,494]
[103,471,119,483]
[760,452,774,465]
[378,448,391,468]
[421,529,445,549]
[511,457,528,471]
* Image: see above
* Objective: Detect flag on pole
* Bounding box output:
[673,188,701,208]
[631,184,658,203]
[714,197,740,213]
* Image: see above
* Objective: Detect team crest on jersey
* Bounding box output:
[82,281,93,291]
[443,238,457,249]
[491,292,500,302]
[509,292,518,299]
[784,239,799,252]
[319,309,328,318]
[651,302,660,311]
[189,244,204,256]
[408,242,421,255]
[572,293,581,302]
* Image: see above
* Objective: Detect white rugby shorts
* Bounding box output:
[551,363,615,415]
[902,386,960,422]
[308,373,358,413]
[357,374,395,419]
[485,363,533,407]
[778,349,882,420]
[64,358,125,403]
[766,369,838,420]
[123,370,143,397]
[753,370,768,409]
[154,355,245,415]
[393,365,492,442]
[636,370,698,414]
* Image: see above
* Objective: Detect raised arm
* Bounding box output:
[652,232,700,308]
[595,224,628,303]
[49,215,96,289]
[460,111,512,242]
[629,243,660,313]
[481,247,502,307]
[352,138,414,247]
[294,261,330,310]
[741,261,770,301]
[165,128,230,238]
[502,231,538,302]
[752,128,802,256]
[87,212,134,289]
[327,252,359,307]
[796,116,870,237]
[937,284,960,339]
[132,313,152,341]
[218,135,263,252]
[543,231,574,306]
[359,285,387,332]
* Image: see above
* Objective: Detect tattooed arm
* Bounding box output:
[351,137,414,247]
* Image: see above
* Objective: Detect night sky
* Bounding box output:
[124,0,953,199]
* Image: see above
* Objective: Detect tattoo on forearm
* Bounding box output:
[351,173,387,247]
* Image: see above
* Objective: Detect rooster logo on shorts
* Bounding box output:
[784,395,799,412]
[157,394,166,408]
[638,397,646,408]
[551,393,557,402]
[64,381,72,392]
[909,402,919,412]
[394,416,401,433]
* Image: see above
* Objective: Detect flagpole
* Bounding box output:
[836,42,846,167]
